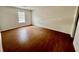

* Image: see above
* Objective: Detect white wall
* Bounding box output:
[31,6,76,36]
[0,32,3,52]
[0,7,32,31]
[73,19,79,52]
[0,6,77,36]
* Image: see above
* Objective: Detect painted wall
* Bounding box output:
[0,6,77,36]
[0,32,3,52]
[0,7,32,31]
[73,19,79,52]
[31,6,76,36]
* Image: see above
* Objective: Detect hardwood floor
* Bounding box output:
[1,26,75,52]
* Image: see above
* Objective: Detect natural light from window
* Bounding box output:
[18,11,25,23]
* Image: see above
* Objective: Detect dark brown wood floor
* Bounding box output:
[1,26,75,52]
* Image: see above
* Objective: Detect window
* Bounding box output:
[18,11,25,23]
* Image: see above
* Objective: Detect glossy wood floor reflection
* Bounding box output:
[1,26,75,52]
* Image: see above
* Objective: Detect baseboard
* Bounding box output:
[33,24,74,41]
[0,24,32,32]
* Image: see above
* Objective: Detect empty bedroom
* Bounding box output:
[0,6,79,52]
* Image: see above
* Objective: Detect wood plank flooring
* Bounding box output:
[1,26,75,52]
